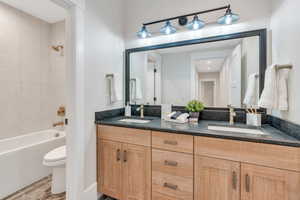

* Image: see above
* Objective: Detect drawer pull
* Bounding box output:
[116,149,121,161]
[163,182,178,190]
[232,171,237,190]
[123,150,127,162]
[245,174,250,192]
[164,160,178,167]
[164,140,178,145]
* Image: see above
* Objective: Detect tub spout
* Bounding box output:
[53,121,64,127]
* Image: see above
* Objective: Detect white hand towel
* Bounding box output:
[114,73,122,101]
[135,78,143,99]
[243,73,258,106]
[130,79,136,101]
[130,78,143,100]
[167,112,177,119]
[176,113,190,123]
[258,65,277,109]
[277,69,290,111]
[106,76,116,104]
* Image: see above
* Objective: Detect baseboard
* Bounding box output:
[82,182,98,200]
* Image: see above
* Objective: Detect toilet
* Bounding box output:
[43,145,66,194]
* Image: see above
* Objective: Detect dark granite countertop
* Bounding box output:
[95,116,300,147]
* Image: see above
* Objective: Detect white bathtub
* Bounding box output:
[0,129,66,199]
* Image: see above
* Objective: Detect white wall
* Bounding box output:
[241,37,259,105]
[130,52,147,104]
[124,0,272,49]
[161,52,191,105]
[270,0,300,124]
[84,0,125,192]
[0,2,66,139]
[198,72,220,106]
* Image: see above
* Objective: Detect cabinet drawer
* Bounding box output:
[152,149,193,178]
[97,125,151,147]
[194,136,240,161]
[152,171,193,200]
[152,131,194,153]
[195,136,300,172]
[152,192,182,200]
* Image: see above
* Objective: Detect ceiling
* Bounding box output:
[196,58,225,73]
[0,0,66,23]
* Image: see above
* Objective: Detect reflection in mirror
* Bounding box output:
[130,36,260,108]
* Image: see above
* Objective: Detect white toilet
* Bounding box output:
[43,145,66,194]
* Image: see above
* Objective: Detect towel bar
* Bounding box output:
[275,64,293,70]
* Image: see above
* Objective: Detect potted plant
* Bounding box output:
[186,100,205,122]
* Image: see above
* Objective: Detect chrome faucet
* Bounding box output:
[228,105,236,125]
[136,104,144,118]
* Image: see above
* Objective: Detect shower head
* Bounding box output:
[51,45,64,52]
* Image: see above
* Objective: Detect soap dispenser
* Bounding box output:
[125,102,131,117]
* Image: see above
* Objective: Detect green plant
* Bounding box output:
[186,100,205,113]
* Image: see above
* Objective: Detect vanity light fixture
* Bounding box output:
[137,4,239,39]
[187,15,205,30]
[160,21,177,35]
[137,25,151,39]
[217,5,240,25]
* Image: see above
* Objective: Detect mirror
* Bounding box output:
[126,30,266,108]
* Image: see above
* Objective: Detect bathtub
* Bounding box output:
[0,129,66,199]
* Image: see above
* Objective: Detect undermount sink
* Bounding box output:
[208,125,267,135]
[118,118,151,124]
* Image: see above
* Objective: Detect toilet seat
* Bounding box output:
[43,146,66,166]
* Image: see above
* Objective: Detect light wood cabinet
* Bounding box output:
[97,125,151,200]
[98,139,151,200]
[152,140,194,200]
[241,164,300,200]
[152,131,194,154]
[123,144,151,200]
[97,125,300,200]
[194,156,240,200]
[98,139,123,199]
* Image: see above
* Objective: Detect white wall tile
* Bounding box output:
[0,2,66,139]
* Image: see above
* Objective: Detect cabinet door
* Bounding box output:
[241,164,300,200]
[122,144,151,200]
[99,140,123,199]
[195,156,240,200]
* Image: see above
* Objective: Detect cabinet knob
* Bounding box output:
[163,182,178,190]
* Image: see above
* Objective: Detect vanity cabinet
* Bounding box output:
[122,143,151,200]
[194,156,240,200]
[97,125,151,200]
[194,136,300,200]
[98,140,122,199]
[241,164,300,200]
[97,125,300,200]
[151,131,194,200]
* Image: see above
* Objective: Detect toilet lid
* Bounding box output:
[44,146,66,162]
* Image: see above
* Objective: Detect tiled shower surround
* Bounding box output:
[0,2,66,139]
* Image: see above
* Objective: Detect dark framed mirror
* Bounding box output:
[125,29,267,108]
